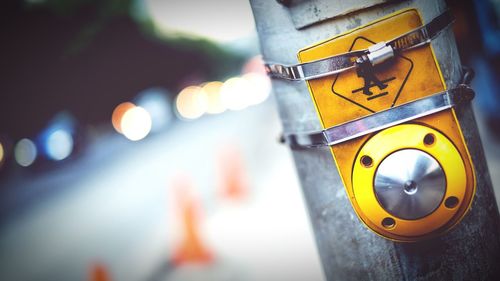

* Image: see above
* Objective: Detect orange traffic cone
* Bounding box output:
[89,263,111,281]
[171,176,213,266]
[218,145,248,200]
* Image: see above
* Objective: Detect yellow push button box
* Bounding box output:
[298,9,475,242]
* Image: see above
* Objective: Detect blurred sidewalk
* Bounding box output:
[0,101,324,281]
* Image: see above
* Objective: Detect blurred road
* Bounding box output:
[0,101,324,281]
[1,90,499,281]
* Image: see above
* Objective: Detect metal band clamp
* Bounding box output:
[282,84,475,149]
[265,10,454,81]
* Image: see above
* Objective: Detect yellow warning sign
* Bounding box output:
[298,9,475,242]
[299,9,446,126]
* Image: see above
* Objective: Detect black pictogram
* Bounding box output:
[355,61,392,97]
[331,36,414,113]
[351,77,396,100]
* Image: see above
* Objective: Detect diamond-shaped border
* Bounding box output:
[330,36,414,113]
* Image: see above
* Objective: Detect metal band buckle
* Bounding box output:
[265,10,454,81]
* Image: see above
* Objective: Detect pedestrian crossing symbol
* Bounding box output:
[331,36,413,113]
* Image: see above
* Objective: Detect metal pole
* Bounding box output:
[249,0,500,279]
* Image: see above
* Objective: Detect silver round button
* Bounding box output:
[374,149,446,220]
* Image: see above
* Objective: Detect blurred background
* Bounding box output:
[0,0,499,280]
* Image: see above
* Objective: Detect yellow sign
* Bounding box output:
[298,9,475,242]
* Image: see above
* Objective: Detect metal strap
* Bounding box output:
[265,10,454,81]
[283,85,475,149]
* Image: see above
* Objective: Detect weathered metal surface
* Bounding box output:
[249,0,500,280]
[284,0,396,29]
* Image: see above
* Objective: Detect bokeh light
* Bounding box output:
[175,86,208,120]
[242,73,271,106]
[45,129,74,161]
[173,72,271,120]
[112,102,136,134]
[14,138,37,167]
[201,81,226,114]
[135,88,173,133]
[120,106,152,141]
[0,142,4,166]
[220,77,252,111]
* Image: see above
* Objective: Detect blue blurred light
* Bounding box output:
[46,129,74,161]
[134,88,173,133]
[38,112,77,161]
